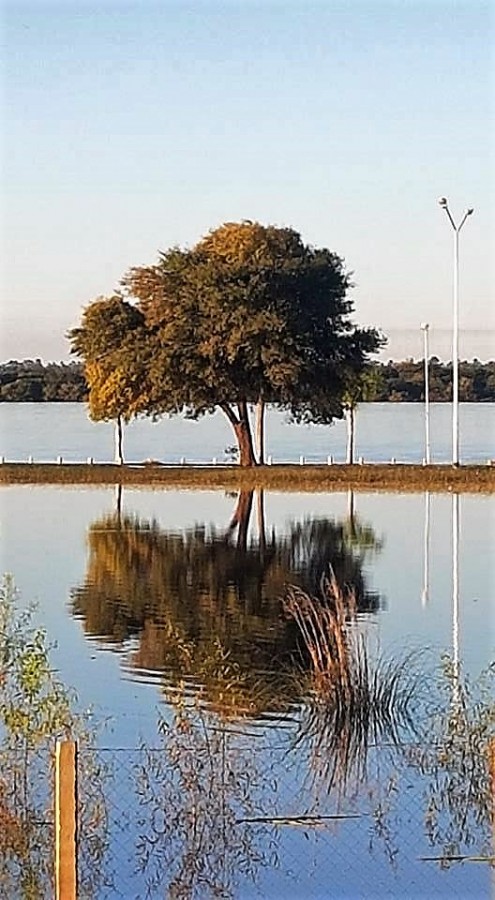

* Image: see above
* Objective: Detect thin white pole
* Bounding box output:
[421,324,431,464]
[438,199,473,466]
[421,490,430,607]
[452,229,460,465]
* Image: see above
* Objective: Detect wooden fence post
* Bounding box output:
[55,740,78,900]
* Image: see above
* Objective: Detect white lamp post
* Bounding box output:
[420,322,431,464]
[438,198,474,465]
[452,492,460,709]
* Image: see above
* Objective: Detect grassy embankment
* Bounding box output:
[1,462,494,493]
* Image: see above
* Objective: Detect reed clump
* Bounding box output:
[284,574,421,792]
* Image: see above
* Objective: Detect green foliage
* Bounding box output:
[122,221,384,462]
[374,358,495,402]
[2,357,495,405]
[68,295,153,426]
[0,576,109,899]
[0,360,86,402]
[0,576,74,748]
[342,364,382,410]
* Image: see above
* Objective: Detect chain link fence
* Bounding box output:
[0,731,492,898]
[0,744,55,898]
[74,732,494,900]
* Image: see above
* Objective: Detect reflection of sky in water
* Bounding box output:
[1,485,493,898]
[1,486,493,741]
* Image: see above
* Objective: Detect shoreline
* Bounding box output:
[1,462,493,493]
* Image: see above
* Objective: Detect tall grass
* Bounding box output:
[284,574,423,794]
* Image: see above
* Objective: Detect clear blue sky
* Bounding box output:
[2,0,494,360]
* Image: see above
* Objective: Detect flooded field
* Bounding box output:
[0,484,493,897]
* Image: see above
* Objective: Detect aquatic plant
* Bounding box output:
[284,573,422,795]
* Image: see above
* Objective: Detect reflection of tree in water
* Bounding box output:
[134,694,278,899]
[71,490,383,713]
[407,658,495,866]
[286,574,494,871]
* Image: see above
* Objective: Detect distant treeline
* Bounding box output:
[1,357,494,403]
[0,360,87,402]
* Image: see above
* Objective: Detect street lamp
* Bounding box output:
[438,197,474,465]
[420,322,431,464]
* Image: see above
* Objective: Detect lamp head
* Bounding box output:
[466,207,474,216]
[420,322,429,331]
[438,197,448,208]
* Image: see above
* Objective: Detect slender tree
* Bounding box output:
[342,365,382,464]
[69,297,152,463]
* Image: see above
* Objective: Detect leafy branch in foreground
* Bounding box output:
[0,575,109,899]
[133,686,279,899]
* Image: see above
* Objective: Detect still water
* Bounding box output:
[0,483,493,898]
[1,401,494,463]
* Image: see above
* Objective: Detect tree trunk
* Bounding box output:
[256,489,266,558]
[234,401,257,467]
[346,407,355,464]
[347,489,355,534]
[115,416,124,465]
[255,397,265,465]
[219,401,257,466]
[115,484,123,525]
[228,490,254,550]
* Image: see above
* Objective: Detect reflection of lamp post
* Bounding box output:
[421,491,430,607]
[438,198,474,465]
[452,492,460,707]
[420,323,431,464]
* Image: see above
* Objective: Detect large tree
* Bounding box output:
[123,222,383,465]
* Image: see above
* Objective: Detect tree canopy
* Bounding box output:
[119,221,383,464]
[68,296,154,461]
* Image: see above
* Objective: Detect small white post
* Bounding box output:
[299,455,305,465]
[267,455,273,465]
[327,455,333,465]
[391,457,396,465]
[0,456,4,465]
[87,457,94,465]
[28,455,34,464]
[180,457,185,466]
[57,456,63,465]
[358,456,364,465]
[212,457,217,466]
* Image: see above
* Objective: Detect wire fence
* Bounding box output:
[1,736,493,899]
[75,736,493,900]
[0,745,55,899]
